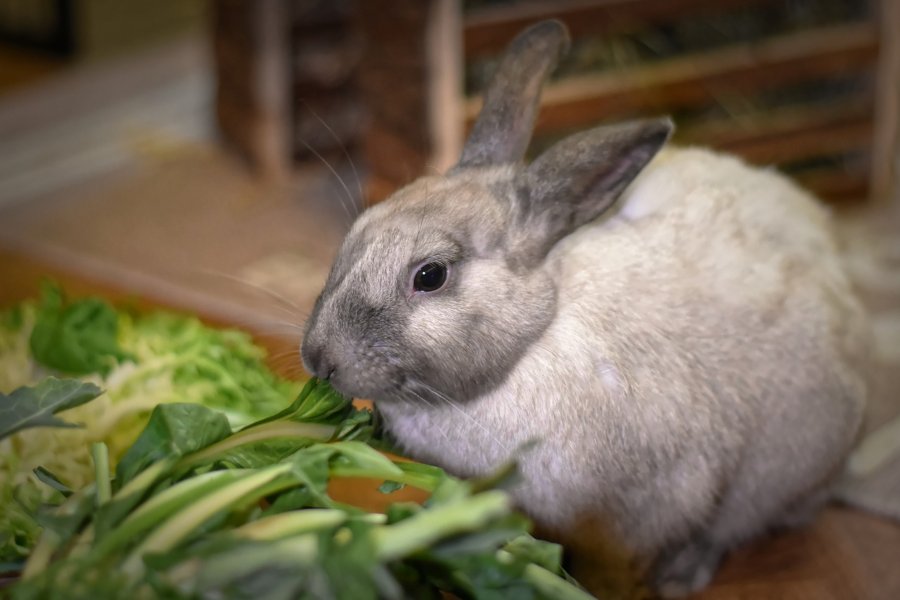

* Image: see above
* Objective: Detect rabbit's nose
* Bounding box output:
[301,340,336,380]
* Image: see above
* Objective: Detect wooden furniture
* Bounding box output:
[214,0,363,180]
[213,0,898,206]
[384,0,898,205]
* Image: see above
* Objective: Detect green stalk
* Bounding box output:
[178,421,335,469]
[20,485,95,579]
[88,470,245,561]
[20,529,60,580]
[115,457,178,500]
[496,550,596,600]
[330,465,440,492]
[231,509,349,541]
[91,442,111,505]
[170,534,320,591]
[66,458,175,559]
[122,464,294,574]
[372,490,510,561]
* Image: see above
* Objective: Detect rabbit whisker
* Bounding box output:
[400,388,453,446]
[409,378,510,454]
[297,137,357,227]
[299,100,364,212]
[184,268,310,325]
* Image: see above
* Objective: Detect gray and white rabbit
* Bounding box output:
[301,20,869,597]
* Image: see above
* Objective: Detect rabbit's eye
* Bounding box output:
[413,262,448,293]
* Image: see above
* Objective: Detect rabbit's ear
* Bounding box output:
[457,20,570,168]
[511,118,673,266]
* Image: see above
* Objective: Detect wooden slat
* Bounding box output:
[464,0,782,58]
[795,168,870,203]
[213,0,291,179]
[723,115,872,165]
[870,0,900,204]
[678,101,874,165]
[464,23,880,136]
[677,101,870,147]
[357,0,442,203]
[678,103,874,202]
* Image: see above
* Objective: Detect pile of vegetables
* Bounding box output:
[0,286,592,599]
[1,284,300,566]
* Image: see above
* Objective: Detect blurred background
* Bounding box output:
[0,2,898,596]
[0,0,896,328]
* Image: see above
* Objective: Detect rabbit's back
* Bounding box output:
[532,146,868,552]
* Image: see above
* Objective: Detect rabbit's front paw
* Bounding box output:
[652,538,724,598]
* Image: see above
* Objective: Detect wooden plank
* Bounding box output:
[870,0,900,205]
[213,0,291,180]
[724,115,872,165]
[677,101,874,165]
[795,169,870,203]
[464,23,879,136]
[464,0,781,58]
[426,0,464,174]
[357,0,441,202]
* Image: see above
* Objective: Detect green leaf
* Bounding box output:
[29,283,130,376]
[317,520,382,600]
[115,403,233,488]
[243,378,351,431]
[502,535,565,574]
[430,515,532,559]
[32,467,73,498]
[325,441,405,480]
[0,377,103,441]
[441,551,537,600]
[232,509,349,541]
[394,462,449,493]
[91,405,234,538]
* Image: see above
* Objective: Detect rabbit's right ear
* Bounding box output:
[508,118,673,268]
[456,20,570,169]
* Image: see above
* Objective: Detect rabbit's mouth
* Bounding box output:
[334,340,420,401]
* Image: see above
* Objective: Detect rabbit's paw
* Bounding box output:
[651,538,723,598]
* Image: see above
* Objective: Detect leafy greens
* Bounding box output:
[1,286,594,599]
[0,285,300,566]
[7,378,592,600]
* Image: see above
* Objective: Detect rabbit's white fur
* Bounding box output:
[302,21,869,596]
[373,148,867,591]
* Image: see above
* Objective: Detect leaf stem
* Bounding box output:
[178,421,336,469]
[497,550,596,600]
[372,490,510,561]
[91,442,111,505]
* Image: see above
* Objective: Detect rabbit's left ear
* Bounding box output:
[457,20,570,169]
[509,118,673,266]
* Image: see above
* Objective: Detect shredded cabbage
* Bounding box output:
[0,287,300,565]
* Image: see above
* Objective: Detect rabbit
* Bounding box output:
[301,19,869,598]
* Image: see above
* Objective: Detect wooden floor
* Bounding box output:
[697,507,900,600]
